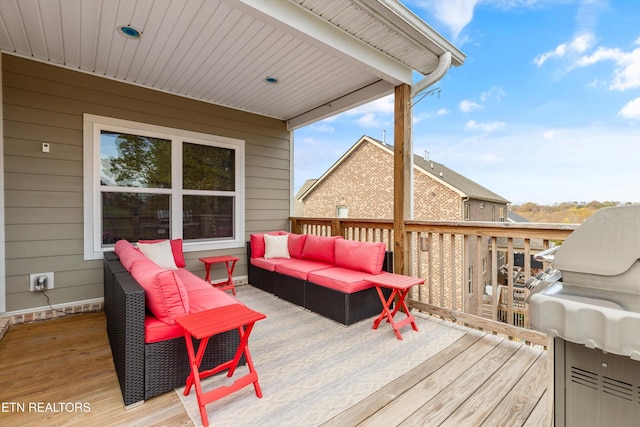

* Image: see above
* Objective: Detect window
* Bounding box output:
[336,205,348,218]
[83,115,245,259]
[464,204,470,221]
[499,207,506,222]
[492,206,496,221]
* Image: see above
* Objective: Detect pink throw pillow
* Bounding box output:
[287,233,308,259]
[335,239,386,274]
[301,235,343,264]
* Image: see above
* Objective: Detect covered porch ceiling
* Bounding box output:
[0,0,464,129]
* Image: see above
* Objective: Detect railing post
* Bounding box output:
[393,83,411,275]
[332,219,344,237]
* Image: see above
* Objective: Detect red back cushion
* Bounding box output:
[130,258,189,325]
[335,239,387,274]
[114,240,145,272]
[301,235,342,264]
[138,239,185,268]
[287,233,308,259]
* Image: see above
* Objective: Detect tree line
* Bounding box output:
[510,201,636,224]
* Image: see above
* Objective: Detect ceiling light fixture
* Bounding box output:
[117,25,142,40]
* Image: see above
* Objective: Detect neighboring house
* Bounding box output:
[297,135,510,313]
[293,179,318,217]
[299,136,509,221]
[0,2,464,315]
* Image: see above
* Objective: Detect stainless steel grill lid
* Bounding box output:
[529,205,640,359]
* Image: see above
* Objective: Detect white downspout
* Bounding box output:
[412,51,452,97]
[406,51,453,222]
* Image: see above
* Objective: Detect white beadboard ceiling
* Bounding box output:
[0,0,464,129]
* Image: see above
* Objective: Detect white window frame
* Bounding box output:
[83,114,245,260]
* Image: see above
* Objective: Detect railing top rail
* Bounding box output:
[290,217,577,239]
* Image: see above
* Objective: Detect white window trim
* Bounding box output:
[83,114,245,260]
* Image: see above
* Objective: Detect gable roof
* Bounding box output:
[0,0,464,130]
[299,135,509,204]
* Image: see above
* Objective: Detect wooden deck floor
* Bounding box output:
[0,288,548,427]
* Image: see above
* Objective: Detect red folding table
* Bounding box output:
[199,255,239,295]
[175,304,266,427]
[369,272,424,340]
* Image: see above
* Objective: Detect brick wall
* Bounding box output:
[303,141,462,221]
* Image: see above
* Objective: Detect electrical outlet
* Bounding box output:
[29,272,54,291]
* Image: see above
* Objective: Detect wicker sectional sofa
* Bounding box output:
[247,232,393,325]
[103,240,245,407]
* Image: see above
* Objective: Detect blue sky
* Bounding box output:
[293,0,640,205]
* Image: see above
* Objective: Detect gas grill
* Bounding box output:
[528,205,640,426]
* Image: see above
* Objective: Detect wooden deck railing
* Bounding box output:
[290,217,577,346]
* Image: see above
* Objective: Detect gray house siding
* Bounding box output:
[3,54,291,312]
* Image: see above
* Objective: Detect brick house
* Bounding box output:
[298,135,509,221]
[297,135,510,314]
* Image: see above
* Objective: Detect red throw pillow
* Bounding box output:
[301,235,343,264]
[335,239,386,274]
[287,233,308,258]
[130,258,189,325]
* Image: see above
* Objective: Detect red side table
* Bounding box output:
[369,272,424,340]
[175,305,266,427]
[199,255,239,295]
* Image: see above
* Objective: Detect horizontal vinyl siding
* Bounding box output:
[3,54,291,312]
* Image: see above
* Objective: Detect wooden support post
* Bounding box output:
[394,83,411,275]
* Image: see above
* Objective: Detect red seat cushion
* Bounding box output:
[274,259,333,280]
[250,257,293,272]
[307,267,377,293]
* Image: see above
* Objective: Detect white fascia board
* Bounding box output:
[287,79,395,129]
[355,0,466,68]
[235,0,412,85]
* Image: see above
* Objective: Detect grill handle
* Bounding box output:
[534,245,560,263]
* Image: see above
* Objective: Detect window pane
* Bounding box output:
[102,192,170,245]
[100,131,171,188]
[183,143,235,191]
[183,195,234,240]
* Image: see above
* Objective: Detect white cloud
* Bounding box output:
[479,153,502,163]
[465,120,506,132]
[577,40,640,91]
[436,108,450,116]
[618,97,640,120]
[542,129,564,140]
[311,123,335,133]
[346,95,394,116]
[534,33,595,66]
[415,0,479,40]
[356,113,380,128]
[480,86,506,102]
[459,99,483,112]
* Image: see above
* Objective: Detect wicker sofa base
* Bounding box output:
[305,281,389,325]
[274,272,305,307]
[247,243,394,326]
[104,251,244,407]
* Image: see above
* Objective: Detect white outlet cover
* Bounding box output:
[29,272,55,291]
